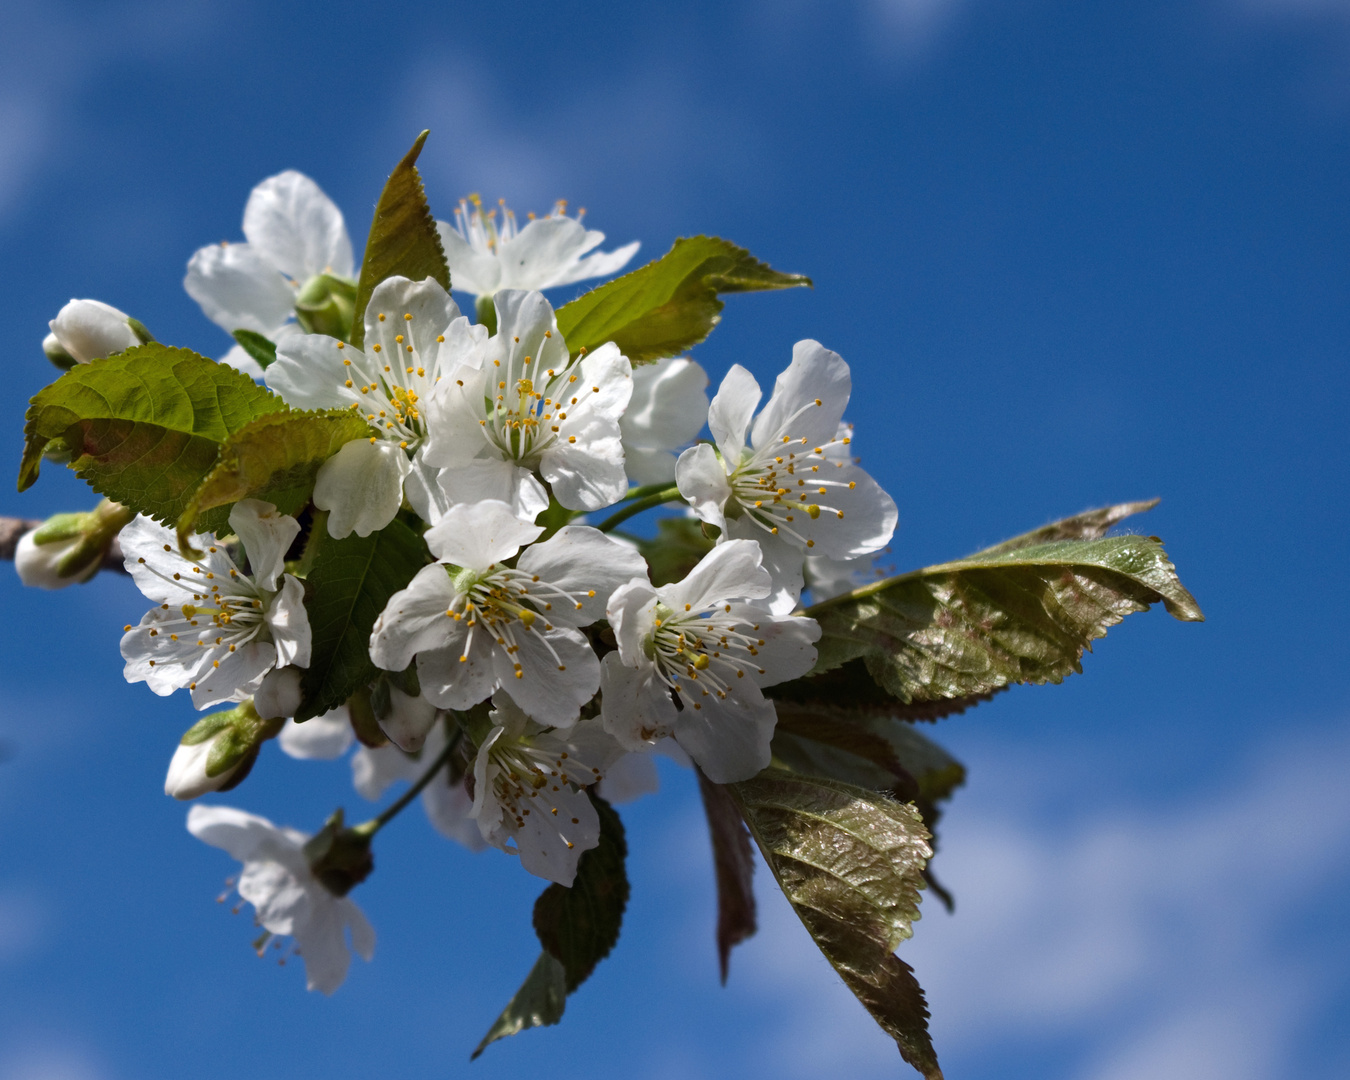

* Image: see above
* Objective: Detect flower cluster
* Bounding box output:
[18,165,896,999]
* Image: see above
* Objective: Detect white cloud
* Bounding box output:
[729,723,1350,1078]
[0,1045,106,1080]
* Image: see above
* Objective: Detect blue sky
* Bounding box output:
[1,1,1349,1077]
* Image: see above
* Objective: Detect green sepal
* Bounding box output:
[349,131,450,348]
[474,293,497,335]
[295,518,431,721]
[302,808,374,897]
[555,235,810,364]
[178,699,283,779]
[175,408,372,551]
[730,769,942,1079]
[230,330,277,369]
[17,345,286,526]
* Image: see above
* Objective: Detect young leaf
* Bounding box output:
[18,345,285,525]
[970,497,1161,557]
[555,235,810,364]
[769,659,1006,722]
[349,131,449,348]
[471,952,567,1060]
[696,768,757,983]
[176,409,372,547]
[532,794,629,993]
[730,769,942,1079]
[231,329,277,369]
[295,517,430,721]
[807,535,1204,703]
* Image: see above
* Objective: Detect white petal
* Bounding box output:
[187,803,293,863]
[550,238,641,288]
[420,773,485,850]
[49,299,139,364]
[313,439,411,538]
[185,242,296,335]
[673,684,777,784]
[362,275,462,360]
[513,782,600,886]
[165,737,241,800]
[515,526,649,627]
[541,433,630,512]
[351,742,420,801]
[724,520,804,615]
[605,579,659,666]
[489,291,570,374]
[369,563,461,673]
[492,628,598,728]
[623,446,678,487]
[675,443,732,532]
[416,644,496,712]
[708,364,761,464]
[242,170,353,281]
[402,454,451,526]
[229,499,299,592]
[266,575,312,668]
[376,687,439,752]
[436,220,500,297]
[495,216,597,291]
[596,751,660,804]
[278,708,353,760]
[264,333,364,412]
[728,604,820,686]
[219,343,265,380]
[422,500,542,568]
[599,652,679,751]
[428,457,549,522]
[119,514,211,604]
[658,538,771,612]
[254,666,303,719]
[621,357,709,450]
[189,639,276,709]
[419,362,493,467]
[749,339,850,451]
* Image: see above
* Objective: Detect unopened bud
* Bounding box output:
[42,332,78,371]
[165,700,284,800]
[47,299,151,365]
[294,274,357,339]
[14,500,133,589]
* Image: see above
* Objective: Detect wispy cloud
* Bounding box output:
[0,1045,106,1080]
[730,723,1350,1078]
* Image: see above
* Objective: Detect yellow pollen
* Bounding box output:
[694,653,710,670]
[373,344,382,353]
[395,334,404,343]
[404,313,412,321]
[378,313,386,321]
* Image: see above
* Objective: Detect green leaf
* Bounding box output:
[555,235,810,364]
[18,345,285,524]
[696,768,757,983]
[231,329,277,369]
[350,131,449,348]
[176,409,372,547]
[806,534,1204,703]
[970,497,1161,557]
[730,769,942,1079]
[532,794,629,993]
[769,659,1005,722]
[471,952,567,1061]
[295,518,430,721]
[632,516,716,587]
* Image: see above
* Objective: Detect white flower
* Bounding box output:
[369,500,647,728]
[263,274,488,536]
[165,737,243,799]
[45,298,141,364]
[185,170,354,377]
[436,196,638,301]
[374,685,440,752]
[803,550,881,602]
[471,692,625,886]
[599,538,820,784]
[187,804,374,994]
[120,500,311,710]
[675,341,898,613]
[420,290,633,515]
[278,707,354,761]
[352,720,482,849]
[620,357,710,486]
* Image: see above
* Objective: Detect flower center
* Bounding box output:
[477,338,602,467]
[648,603,768,712]
[488,736,598,849]
[726,413,855,550]
[337,312,445,451]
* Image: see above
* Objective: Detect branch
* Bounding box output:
[0,514,128,575]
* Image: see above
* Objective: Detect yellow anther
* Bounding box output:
[395,334,404,343]
[808,504,821,519]
[378,313,386,321]
[694,653,710,670]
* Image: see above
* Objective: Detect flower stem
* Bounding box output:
[596,486,683,533]
[351,728,462,838]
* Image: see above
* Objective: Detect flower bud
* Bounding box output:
[294,273,356,339]
[165,700,284,800]
[303,808,374,896]
[42,332,78,371]
[13,501,133,589]
[47,299,150,364]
